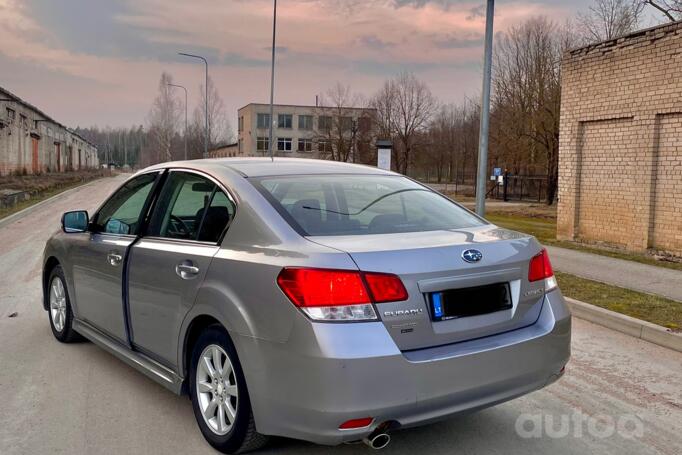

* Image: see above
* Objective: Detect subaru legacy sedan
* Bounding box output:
[43,158,570,453]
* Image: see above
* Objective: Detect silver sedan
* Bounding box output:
[42,158,570,453]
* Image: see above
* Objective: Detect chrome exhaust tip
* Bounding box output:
[363,432,391,450]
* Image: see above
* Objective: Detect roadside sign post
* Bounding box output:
[376,139,392,171]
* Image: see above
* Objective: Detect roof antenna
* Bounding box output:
[268,0,277,162]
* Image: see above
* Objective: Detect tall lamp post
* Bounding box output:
[268,0,278,161]
[179,52,209,158]
[475,0,495,217]
[167,83,188,160]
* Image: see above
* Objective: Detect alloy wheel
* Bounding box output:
[49,277,67,333]
[196,344,239,435]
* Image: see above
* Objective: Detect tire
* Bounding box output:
[189,325,268,454]
[47,265,81,343]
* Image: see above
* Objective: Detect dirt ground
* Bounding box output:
[0,169,110,194]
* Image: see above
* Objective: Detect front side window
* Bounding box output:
[278,114,292,129]
[253,175,485,236]
[277,137,292,152]
[95,173,157,235]
[6,108,15,120]
[256,113,270,129]
[256,137,269,152]
[148,172,235,243]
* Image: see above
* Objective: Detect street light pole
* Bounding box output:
[268,0,277,161]
[475,0,495,217]
[167,83,188,160]
[179,52,209,159]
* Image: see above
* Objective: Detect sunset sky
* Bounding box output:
[1,0,606,130]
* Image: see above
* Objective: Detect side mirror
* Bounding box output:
[62,210,89,233]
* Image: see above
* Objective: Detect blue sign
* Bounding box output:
[493,167,502,177]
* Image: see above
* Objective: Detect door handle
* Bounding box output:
[176,261,200,279]
[107,252,123,266]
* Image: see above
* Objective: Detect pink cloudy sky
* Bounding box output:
[1,0,598,130]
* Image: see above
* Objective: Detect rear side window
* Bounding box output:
[252,175,485,236]
[148,172,235,243]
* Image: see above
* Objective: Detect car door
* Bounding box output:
[127,170,236,367]
[71,171,161,343]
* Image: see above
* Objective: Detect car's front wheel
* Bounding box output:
[47,265,80,343]
[189,325,268,454]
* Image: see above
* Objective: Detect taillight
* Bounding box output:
[528,249,557,291]
[364,272,408,303]
[276,268,408,321]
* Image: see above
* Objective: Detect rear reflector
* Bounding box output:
[339,417,374,430]
[276,268,408,321]
[528,249,557,291]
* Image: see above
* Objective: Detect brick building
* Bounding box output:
[0,86,99,176]
[558,21,682,256]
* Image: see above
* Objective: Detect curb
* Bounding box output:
[566,297,682,353]
[0,177,109,230]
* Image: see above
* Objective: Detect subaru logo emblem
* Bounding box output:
[462,249,483,263]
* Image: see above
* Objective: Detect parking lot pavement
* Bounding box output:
[1,176,681,455]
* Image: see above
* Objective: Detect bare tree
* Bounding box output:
[577,0,644,43]
[192,76,233,152]
[147,72,180,164]
[316,83,371,162]
[371,72,438,175]
[641,0,682,20]
[492,16,570,204]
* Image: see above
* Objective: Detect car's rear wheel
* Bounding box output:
[48,265,80,343]
[189,325,268,454]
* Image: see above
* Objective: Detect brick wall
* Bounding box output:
[558,21,682,256]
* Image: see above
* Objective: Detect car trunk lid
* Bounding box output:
[307,226,546,351]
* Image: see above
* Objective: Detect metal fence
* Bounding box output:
[488,174,549,203]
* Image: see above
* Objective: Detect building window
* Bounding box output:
[20,114,27,128]
[298,138,313,152]
[257,113,270,129]
[318,115,332,131]
[238,116,244,132]
[318,139,333,153]
[278,114,292,129]
[339,116,353,132]
[358,116,372,132]
[6,108,15,120]
[298,115,313,130]
[277,137,292,152]
[256,137,269,152]
[238,139,243,154]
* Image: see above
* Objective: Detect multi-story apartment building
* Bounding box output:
[0,85,99,176]
[237,103,377,161]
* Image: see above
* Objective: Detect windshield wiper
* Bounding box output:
[302,188,429,216]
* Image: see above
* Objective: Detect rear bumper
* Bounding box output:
[234,290,571,445]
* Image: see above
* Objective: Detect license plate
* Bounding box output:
[429,282,512,321]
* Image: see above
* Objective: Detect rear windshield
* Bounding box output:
[252,174,486,236]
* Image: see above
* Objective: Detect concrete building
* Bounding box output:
[558,21,682,256]
[209,142,240,158]
[0,86,98,176]
[237,103,376,160]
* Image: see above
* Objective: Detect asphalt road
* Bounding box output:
[1,175,681,455]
